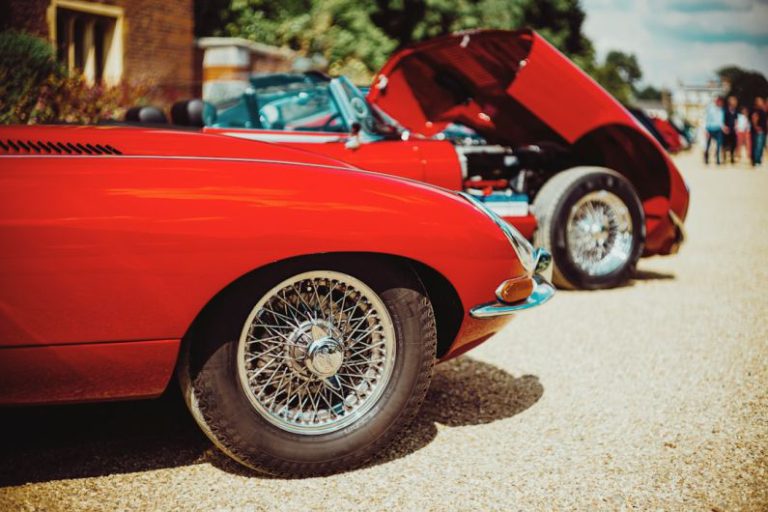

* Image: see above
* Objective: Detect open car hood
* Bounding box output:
[367,29,638,147]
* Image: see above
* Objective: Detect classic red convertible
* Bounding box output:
[0,124,553,476]
[192,29,689,290]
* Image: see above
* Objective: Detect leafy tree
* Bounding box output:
[0,30,149,124]
[0,30,61,123]
[717,66,768,108]
[372,0,523,45]
[592,50,642,104]
[193,0,658,103]
[518,0,594,68]
[635,85,662,101]
[273,0,396,82]
[196,0,597,82]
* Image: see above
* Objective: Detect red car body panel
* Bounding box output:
[652,118,683,153]
[0,340,179,404]
[368,29,689,255]
[204,127,539,237]
[202,127,465,192]
[0,125,523,404]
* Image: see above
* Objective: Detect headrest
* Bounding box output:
[170,99,215,127]
[124,106,168,124]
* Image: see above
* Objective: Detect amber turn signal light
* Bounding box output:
[495,276,534,304]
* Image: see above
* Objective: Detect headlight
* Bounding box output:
[459,192,536,274]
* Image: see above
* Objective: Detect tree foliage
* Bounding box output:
[196,0,596,82]
[195,0,650,102]
[635,85,662,101]
[0,30,60,123]
[717,66,768,108]
[0,30,149,124]
[591,50,642,105]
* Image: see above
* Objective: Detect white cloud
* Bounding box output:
[582,0,768,87]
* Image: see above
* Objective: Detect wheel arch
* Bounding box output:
[179,251,464,365]
[567,123,671,203]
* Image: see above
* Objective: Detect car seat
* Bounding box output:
[170,99,216,127]
[124,106,168,124]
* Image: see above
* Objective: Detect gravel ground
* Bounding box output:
[1,153,766,511]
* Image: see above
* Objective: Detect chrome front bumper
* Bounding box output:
[470,248,555,319]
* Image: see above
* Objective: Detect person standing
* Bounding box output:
[751,97,767,167]
[736,106,751,162]
[704,96,725,165]
[722,95,738,164]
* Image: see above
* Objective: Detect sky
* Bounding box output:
[581,0,768,88]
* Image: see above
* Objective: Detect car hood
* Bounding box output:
[367,29,640,147]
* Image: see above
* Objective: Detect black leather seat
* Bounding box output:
[124,106,168,124]
[170,99,214,127]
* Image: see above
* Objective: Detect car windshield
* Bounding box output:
[257,83,347,132]
[210,80,347,132]
[208,73,401,138]
[335,78,400,138]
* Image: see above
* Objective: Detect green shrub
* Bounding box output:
[0,29,151,124]
[29,74,150,124]
[0,29,62,123]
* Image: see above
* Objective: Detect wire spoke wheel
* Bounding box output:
[566,190,634,277]
[237,271,396,435]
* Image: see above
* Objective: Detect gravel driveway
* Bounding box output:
[1,153,766,511]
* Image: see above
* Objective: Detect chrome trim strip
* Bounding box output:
[219,131,343,144]
[0,154,354,172]
[470,275,555,319]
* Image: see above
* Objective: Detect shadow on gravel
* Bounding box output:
[366,356,543,469]
[209,356,544,478]
[543,268,676,294]
[632,269,675,282]
[0,386,209,487]
[0,356,541,484]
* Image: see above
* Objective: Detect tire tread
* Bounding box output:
[533,167,643,289]
[183,261,437,477]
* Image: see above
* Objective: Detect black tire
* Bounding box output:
[178,255,436,476]
[533,167,645,290]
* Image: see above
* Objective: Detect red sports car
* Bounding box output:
[194,29,688,290]
[0,124,553,476]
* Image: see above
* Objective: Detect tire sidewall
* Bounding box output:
[190,257,433,469]
[549,171,645,289]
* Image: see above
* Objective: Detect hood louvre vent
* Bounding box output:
[0,139,122,156]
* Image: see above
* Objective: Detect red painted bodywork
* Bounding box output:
[0,125,525,405]
[652,118,684,153]
[203,127,465,192]
[367,29,690,256]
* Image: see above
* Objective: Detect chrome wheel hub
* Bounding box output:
[237,271,396,435]
[566,190,634,276]
[306,336,344,378]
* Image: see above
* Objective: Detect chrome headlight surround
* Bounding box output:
[459,192,536,275]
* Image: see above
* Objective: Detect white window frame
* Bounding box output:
[47,0,124,85]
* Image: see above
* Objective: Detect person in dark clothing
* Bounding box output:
[751,97,767,167]
[723,95,738,164]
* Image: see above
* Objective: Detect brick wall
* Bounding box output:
[0,0,51,36]
[120,0,195,100]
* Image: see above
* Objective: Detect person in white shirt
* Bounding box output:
[736,106,751,162]
[704,96,725,165]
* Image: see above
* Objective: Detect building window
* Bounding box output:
[48,0,124,85]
